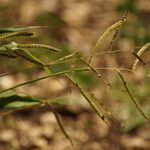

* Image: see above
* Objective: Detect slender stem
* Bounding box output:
[0,48,137,78]
[46,103,73,145]
[0,67,132,94]
[0,66,40,78]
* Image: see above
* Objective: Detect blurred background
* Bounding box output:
[0,0,150,149]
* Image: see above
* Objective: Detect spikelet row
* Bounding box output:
[17,43,61,52]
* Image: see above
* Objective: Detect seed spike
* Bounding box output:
[108,10,128,52]
[17,43,61,52]
[0,31,37,40]
[90,93,121,125]
[89,20,123,64]
[117,69,149,120]
[66,74,106,122]
[132,51,146,66]
[48,52,79,65]
[132,43,150,71]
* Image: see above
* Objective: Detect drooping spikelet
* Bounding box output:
[17,43,61,52]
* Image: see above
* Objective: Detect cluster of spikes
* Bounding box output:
[0,11,149,145]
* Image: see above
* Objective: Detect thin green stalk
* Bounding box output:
[0,71,67,93]
[47,103,73,146]
[0,66,39,78]
[0,67,133,94]
[0,66,131,79]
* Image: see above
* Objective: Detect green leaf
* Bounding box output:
[73,71,96,87]
[0,91,16,98]
[14,48,45,66]
[0,91,67,110]
[0,94,40,109]
[0,26,46,33]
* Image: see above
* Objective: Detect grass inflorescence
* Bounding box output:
[0,12,149,145]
